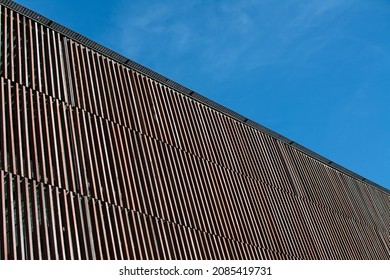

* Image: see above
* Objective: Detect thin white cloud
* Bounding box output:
[113,0,354,82]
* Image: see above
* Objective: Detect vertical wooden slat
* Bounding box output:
[67,107,81,194]
[21,85,31,178]
[22,177,34,259]
[74,194,89,260]
[0,170,7,259]
[62,38,75,106]
[39,182,51,259]
[73,108,87,196]
[85,113,103,201]
[6,80,15,173]
[47,184,58,259]
[116,206,130,259]
[21,16,28,88]
[109,205,123,260]
[88,197,102,259]
[30,179,41,260]
[53,186,65,259]
[67,190,81,259]
[15,13,22,88]
[0,78,6,171]
[96,199,110,259]
[79,46,92,113]
[9,9,14,81]
[55,101,69,191]
[1,7,8,79]
[113,125,130,209]
[16,176,25,259]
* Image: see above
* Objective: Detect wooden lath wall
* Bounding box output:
[0,4,389,260]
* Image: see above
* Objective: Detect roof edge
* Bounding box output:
[1,0,389,195]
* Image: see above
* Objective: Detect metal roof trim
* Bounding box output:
[1,0,388,194]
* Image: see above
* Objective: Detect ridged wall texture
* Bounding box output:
[0,2,389,260]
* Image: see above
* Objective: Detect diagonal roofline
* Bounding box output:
[1,0,388,195]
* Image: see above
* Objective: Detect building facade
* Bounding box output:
[0,0,389,260]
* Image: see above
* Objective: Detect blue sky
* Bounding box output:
[16,0,390,190]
